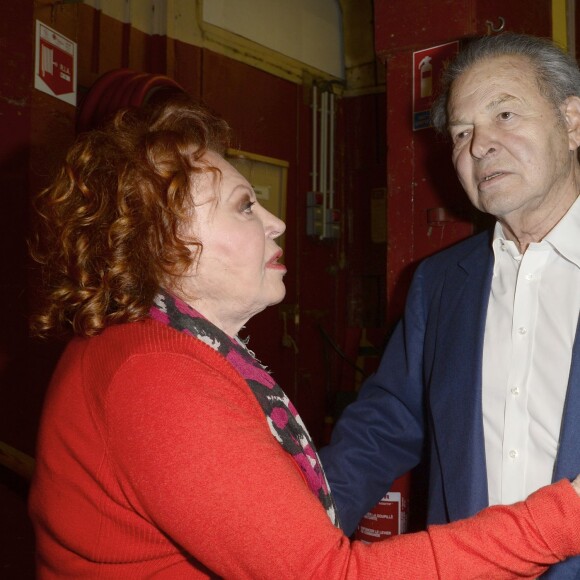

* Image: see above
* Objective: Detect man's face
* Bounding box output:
[448,55,575,227]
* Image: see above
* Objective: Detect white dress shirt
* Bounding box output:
[482,195,580,506]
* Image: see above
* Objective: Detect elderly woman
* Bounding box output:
[28,94,580,579]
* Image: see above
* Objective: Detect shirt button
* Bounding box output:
[518,327,527,335]
[509,449,518,459]
[525,273,533,281]
[510,386,520,396]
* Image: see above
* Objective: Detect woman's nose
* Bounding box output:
[264,208,286,239]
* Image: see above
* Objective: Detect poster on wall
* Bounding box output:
[412,41,459,131]
[34,20,77,106]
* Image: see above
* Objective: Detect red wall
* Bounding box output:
[0,0,557,461]
[0,3,386,453]
[375,0,552,320]
[0,2,36,453]
[373,0,552,528]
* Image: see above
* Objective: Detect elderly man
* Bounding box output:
[320,33,580,579]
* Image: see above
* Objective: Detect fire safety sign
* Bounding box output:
[412,41,458,131]
[35,20,77,106]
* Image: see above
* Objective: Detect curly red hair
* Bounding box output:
[29,94,231,338]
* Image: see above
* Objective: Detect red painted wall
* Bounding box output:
[0,3,386,453]
[375,0,552,321]
[0,2,35,452]
[0,0,557,461]
[373,0,552,529]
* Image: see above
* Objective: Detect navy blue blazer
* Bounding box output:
[320,230,580,578]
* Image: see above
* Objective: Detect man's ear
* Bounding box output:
[562,95,580,150]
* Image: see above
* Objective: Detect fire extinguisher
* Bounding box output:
[354,472,411,543]
[418,56,433,99]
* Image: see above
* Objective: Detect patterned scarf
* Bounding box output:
[150,289,339,527]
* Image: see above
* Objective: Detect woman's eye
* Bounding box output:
[499,111,513,120]
[242,200,256,214]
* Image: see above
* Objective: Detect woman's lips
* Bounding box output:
[266,251,286,271]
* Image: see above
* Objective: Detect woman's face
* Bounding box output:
[179,151,286,337]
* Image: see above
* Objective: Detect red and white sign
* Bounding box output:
[412,41,459,131]
[354,474,411,543]
[35,20,77,106]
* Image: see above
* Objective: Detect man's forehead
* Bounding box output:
[453,54,535,85]
[449,56,537,103]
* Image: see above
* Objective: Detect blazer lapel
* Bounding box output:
[553,314,580,482]
[429,238,494,520]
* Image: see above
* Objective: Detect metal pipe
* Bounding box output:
[312,84,318,192]
[320,91,328,238]
[329,91,335,211]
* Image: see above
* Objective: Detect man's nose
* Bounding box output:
[470,126,497,159]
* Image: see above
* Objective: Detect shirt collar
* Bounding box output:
[492,222,521,262]
[544,194,580,268]
[491,195,580,267]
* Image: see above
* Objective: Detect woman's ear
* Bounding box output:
[563,96,580,150]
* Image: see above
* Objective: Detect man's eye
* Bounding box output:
[499,111,513,120]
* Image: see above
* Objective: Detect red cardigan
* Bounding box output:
[29,319,580,578]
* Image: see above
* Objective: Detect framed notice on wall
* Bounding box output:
[34,20,77,106]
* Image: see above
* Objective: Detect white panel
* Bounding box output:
[202,0,343,78]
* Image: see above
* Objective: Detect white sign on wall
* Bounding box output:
[34,20,77,106]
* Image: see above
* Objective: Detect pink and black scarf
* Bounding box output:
[150,289,339,527]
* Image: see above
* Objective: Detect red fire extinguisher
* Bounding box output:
[354,473,411,543]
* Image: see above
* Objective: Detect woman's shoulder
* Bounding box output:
[62,318,246,397]
[58,318,260,423]
[85,318,226,364]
